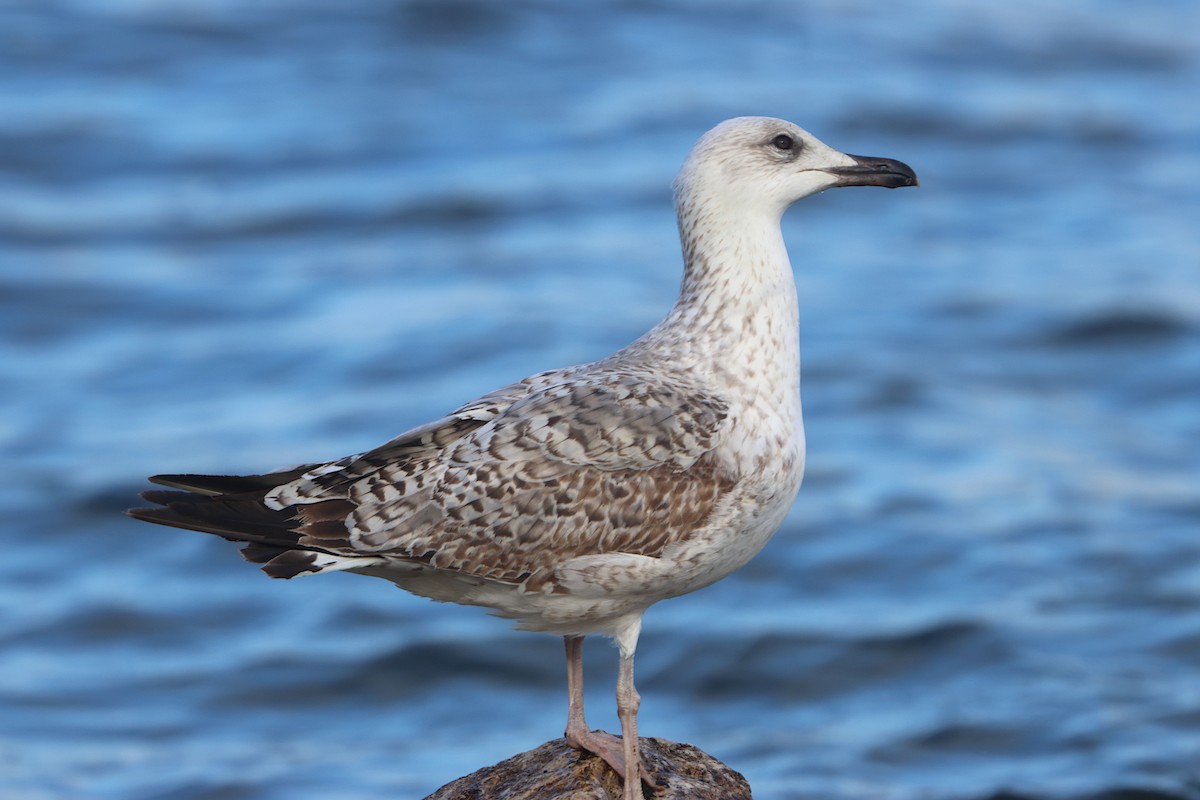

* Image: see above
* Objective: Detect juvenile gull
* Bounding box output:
[128,117,917,800]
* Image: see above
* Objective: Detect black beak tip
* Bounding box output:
[888,162,920,189]
[829,155,919,189]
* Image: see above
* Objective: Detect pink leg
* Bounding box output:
[562,635,654,794]
[616,646,645,800]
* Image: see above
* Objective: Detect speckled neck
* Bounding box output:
[631,190,801,398]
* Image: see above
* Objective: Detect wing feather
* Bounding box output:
[341,371,733,590]
[130,365,735,592]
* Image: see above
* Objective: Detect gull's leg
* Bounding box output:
[564,636,598,748]
[563,636,626,773]
[613,614,656,799]
[616,643,645,800]
[562,635,656,792]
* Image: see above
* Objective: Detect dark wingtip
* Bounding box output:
[146,467,314,497]
[138,489,195,506]
[126,505,183,526]
[148,473,226,494]
[125,503,237,536]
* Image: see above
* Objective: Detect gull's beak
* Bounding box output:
[824,154,919,189]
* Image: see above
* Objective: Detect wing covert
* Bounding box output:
[344,372,734,590]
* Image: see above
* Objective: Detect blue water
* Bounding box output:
[2,1,1198,798]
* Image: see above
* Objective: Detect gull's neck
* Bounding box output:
[614,179,806,478]
[634,190,801,395]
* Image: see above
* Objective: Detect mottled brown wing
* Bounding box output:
[264,366,588,509]
[129,366,599,579]
[342,372,733,590]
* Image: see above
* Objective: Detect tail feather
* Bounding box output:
[236,540,384,579]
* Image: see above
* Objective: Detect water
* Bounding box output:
[2,1,1198,798]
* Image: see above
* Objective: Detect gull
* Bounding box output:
[128,116,917,800]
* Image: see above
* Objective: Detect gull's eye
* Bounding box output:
[771,134,795,151]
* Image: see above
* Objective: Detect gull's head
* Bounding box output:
[674,116,918,220]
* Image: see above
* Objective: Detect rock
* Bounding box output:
[424,736,752,800]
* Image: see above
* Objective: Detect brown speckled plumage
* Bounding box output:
[297,370,732,591]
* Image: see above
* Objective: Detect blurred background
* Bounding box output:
[1,1,1198,798]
